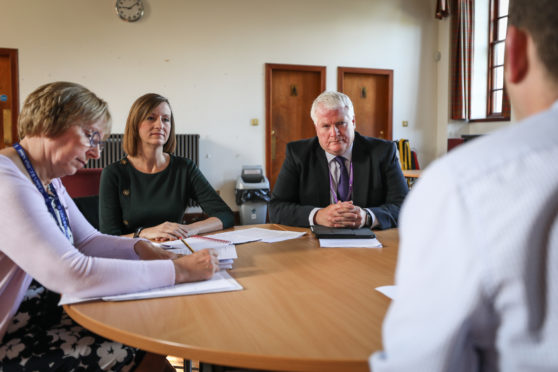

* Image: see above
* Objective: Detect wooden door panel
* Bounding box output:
[343,74,388,138]
[266,64,325,190]
[0,48,19,149]
[338,67,393,140]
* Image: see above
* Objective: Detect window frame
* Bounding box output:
[480,0,510,122]
[451,0,511,123]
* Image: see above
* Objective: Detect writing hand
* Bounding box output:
[173,249,219,283]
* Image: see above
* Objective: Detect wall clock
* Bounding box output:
[115,0,144,22]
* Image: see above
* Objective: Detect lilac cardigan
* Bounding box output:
[0,155,175,341]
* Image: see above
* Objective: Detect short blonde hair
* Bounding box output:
[122,93,176,156]
[18,81,111,140]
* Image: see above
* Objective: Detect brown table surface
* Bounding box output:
[64,224,399,372]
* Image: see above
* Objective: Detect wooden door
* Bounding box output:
[338,67,393,140]
[266,64,326,190]
[0,48,19,149]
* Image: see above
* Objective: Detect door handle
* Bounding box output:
[271,130,276,160]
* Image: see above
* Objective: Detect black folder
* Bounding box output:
[311,226,376,239]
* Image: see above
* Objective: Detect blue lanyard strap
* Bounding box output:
[13,143,73,242]
[328,159,354,203]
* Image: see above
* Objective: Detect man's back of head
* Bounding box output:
[509,0,558,82]
[506,0,558,118]
[370,1,558,371]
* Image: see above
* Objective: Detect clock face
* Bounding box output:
[115,0,144,22]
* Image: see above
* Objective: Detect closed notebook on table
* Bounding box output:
[311,226,376,239]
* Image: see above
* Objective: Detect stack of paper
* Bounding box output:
[158,227,306,268]
[319,238,382,248]
[159,236,238,269]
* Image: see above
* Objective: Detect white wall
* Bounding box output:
[1,0,439,209]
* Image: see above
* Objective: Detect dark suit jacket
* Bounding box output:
[269,132,409,229]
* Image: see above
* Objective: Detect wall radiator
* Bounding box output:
[86,134,200,168]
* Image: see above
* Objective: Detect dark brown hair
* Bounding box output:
[122,93,176,156]
[509,0,558,82]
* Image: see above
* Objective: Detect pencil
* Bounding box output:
[180,238,195,254]
[191,235,231,244]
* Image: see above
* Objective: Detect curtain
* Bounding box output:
[451,0,474,120]
[436,0,450,19]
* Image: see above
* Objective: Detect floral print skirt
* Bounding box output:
[0,281,145,371]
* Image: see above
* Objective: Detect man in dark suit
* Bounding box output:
[269,91,408,229]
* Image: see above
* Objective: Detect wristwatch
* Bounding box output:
[365,211,372,227]
[133,226,144,238]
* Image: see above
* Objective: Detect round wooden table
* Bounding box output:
[65,225,398,371]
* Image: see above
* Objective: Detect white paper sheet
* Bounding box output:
[319,238,382,248]
[208,227,306,244]
[375,285,397,300]
[59,271,243,306]
[207,230,261,244]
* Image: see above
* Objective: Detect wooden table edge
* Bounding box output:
[64,224,391,371]
[64,297,370,372]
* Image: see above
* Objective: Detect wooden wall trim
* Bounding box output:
[0,48,20,147]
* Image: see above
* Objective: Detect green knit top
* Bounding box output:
[99,155,233,235]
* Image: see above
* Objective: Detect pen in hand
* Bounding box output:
[180,238,196,254]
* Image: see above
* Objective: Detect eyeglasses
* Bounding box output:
[84,130,106,152]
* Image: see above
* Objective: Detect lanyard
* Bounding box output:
[328,159,354,203]
[13,143,73,242]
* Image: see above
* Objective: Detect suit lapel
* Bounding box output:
[351,134,371,206]
[312,141,332,206]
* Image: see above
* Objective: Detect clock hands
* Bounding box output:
[120,1,140,10]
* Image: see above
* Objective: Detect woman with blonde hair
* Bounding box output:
[0,82,218,371]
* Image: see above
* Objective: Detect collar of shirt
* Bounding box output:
[325,145,353,183]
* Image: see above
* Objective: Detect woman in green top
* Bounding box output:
[99,93,233,241]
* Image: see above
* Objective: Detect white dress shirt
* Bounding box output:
[308,147,377,227]
[371,100,558,371]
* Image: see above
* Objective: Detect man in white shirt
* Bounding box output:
[371,0,558,370]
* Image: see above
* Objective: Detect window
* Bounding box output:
[487,0,509,117]
[451,0,510,122]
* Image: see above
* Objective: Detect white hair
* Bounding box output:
[310,91,355,124]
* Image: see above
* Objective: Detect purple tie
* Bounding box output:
[335,156,349,201]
